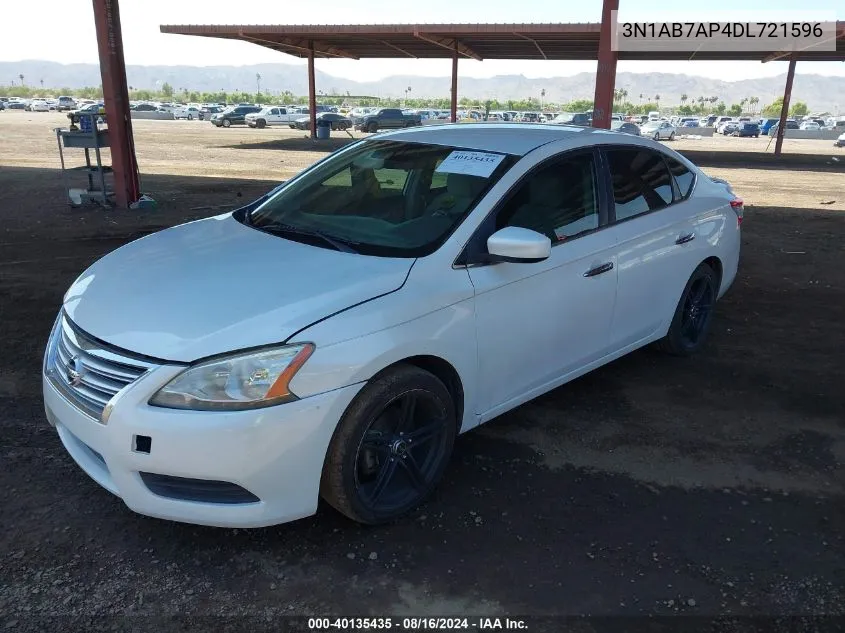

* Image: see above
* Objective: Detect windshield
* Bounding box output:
[243,140,517,257]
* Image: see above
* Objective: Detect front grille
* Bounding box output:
[140,472,260,505]
[46,315,156,422]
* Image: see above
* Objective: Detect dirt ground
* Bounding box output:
[0,111,843,631]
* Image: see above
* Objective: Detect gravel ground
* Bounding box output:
[0,112,843,632]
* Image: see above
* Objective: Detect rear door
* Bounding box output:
[602,146,705,349]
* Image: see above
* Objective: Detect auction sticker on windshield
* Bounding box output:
[435,151,505,177]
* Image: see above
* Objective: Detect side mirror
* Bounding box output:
[486,227,551,263]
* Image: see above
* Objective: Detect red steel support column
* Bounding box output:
[450,42,458,123]
[92,0,140,207]
[592,0,619,129]
[308,42,317,139]
[774,57,797,156]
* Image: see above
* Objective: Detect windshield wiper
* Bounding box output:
[260,223,359,254]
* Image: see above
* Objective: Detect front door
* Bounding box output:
[467,149,619,417]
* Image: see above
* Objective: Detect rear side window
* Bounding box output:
[605,149,674,221]
[665,157,695,200]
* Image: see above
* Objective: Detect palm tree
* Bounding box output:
[750,96,759,114]
[654,94,660,108]
[255,73,261,96]
[18,73,24,86]
[639,93,643,103]
[680,93,688,106]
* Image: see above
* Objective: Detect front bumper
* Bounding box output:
[44,365,362,528]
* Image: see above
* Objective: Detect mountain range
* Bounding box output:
[2,60,844,111]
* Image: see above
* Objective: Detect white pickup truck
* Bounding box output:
[245,106,305,128]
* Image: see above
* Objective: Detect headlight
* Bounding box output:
[149,344,314,411]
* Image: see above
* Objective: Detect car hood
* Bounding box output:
[63,214,413,362]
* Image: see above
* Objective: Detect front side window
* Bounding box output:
[606,148,674,221]
[245,140,517,257]
[495,152,600,242]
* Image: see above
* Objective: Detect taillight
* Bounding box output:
[730,197,744,226]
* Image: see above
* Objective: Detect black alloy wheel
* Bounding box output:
[656,263,718,356]
[322,365,457,524]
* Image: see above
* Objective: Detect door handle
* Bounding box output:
[583,262,614,277]
[676,232,696,245]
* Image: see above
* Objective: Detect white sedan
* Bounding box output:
[641,120,676,140]
[43,124,742,528]
[174,106,203,120]
[799,121,820,131]
[28,99,50,112]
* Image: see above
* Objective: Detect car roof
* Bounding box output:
[375,123,625,155]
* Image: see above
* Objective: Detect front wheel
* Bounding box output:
[256,119,266,129]
[656,263,718,356]
[321,364,457,525]
[222,118,231,128]
[187,114,193,120]
[367,122,378,133]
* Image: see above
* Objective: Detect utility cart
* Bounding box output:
[55,112,113,207]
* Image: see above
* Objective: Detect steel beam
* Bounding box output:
[451,43,458,123]
[380,40,417,58]
[308,41,317,139]
[591,0,618,129]
[92,0,140,208]
[414,31,482,61]
[513,32,548,60]
[774,57,796,156]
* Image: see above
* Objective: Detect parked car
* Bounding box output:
[733,122,760,138]
[246,106,304,128]
[551,112,592,126]
[0,101,5,111]
[767,120,800,136]
[799,121,820,131]
[210,105,262,127]
[641,120,676,140]
[7,101,27,110]
[67,102,105,124]
[610,120,641,136]
[682,120,700,128]
[835,131,845,147]
[759,118,779,135]
[354,108,422,132]
[174,106,203,120]
[718,121,740,135]
[42,123,742,528]
[292,112,353,131]
[28,99,50,112]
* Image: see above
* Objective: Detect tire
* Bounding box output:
[655,263,719,356]
[187,114,193,121]
[367,122,378,133]
[321,364,457,525]
[222,118,231,128]
[653,132,660,141]
[256,119,266,129]
[668,132,675,141]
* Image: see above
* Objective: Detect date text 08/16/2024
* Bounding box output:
[305,617,528,630]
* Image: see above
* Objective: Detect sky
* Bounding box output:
[0,0,842,81]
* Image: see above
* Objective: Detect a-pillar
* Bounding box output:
[308,41,317,139]
[592,0,619,129]
[450,42,458,123]
[774,57,797,156]
[92,0,140,207]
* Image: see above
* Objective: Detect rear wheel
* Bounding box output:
[321,364,457,525]
[668,132,675,141]
[653,132,660,141]
[656,263,718,356]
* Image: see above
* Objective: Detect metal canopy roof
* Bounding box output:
[160,22,845,62]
